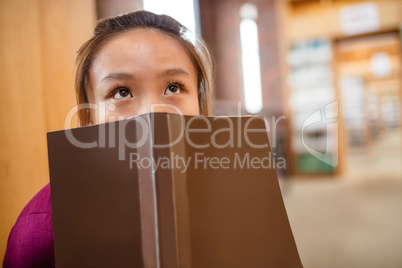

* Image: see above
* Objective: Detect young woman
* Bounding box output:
[3,10,213,267]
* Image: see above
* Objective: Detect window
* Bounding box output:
[240,3,263,114]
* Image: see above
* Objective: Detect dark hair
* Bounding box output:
[75,10,214,126]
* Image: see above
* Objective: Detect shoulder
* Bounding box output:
[3,183,55,268]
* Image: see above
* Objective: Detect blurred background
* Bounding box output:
[1,0,401,266]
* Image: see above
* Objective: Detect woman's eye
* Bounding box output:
[165,84,181,95]
[113,88,132,99]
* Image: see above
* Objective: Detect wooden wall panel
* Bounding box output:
[0,1,47,262]
[40,0,77,131]
[0,0,96,263]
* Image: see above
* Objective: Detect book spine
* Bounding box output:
[168,113,192,268]
[152,113,179,267]
[137,113,160,268]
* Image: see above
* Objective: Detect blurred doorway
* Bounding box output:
[335,31,402,179]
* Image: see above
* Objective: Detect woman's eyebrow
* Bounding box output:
[160,68,190,77]
[101,68,190,83]
[101,73,135,82]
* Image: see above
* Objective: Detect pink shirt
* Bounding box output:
[3,184,55,268]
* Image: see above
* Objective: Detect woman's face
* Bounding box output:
[87,29,199,124]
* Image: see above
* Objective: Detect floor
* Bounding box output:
[282,128,402,268]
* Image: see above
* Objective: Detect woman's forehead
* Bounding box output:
[90,28,196,80]
[86,29,197,92]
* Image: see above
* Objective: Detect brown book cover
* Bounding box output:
[47,113,303,268]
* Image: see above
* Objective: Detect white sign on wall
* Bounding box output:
[339,2,380,36]
[371,52,391,78]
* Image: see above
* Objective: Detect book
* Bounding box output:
[48,112,302,267]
